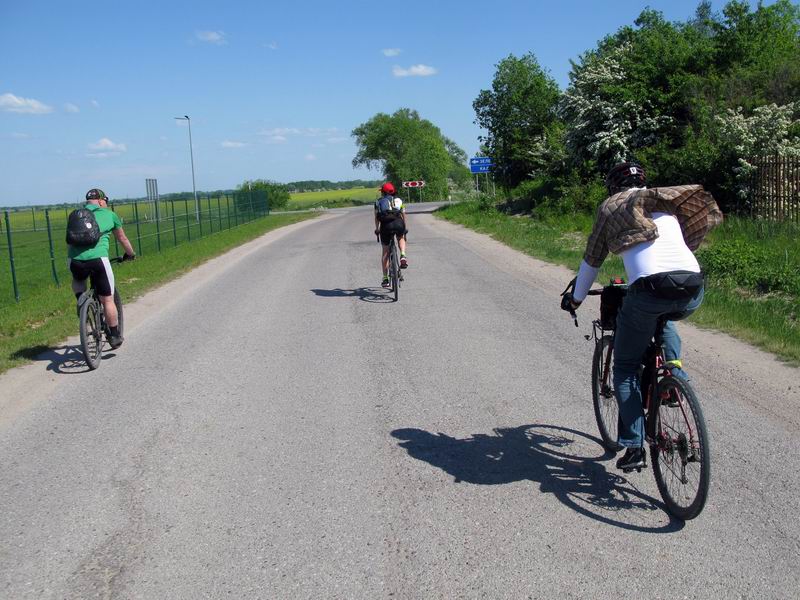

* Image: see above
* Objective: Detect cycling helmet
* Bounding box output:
[86,188,108,201]
[605,162,646,194]
[380,182,396,195]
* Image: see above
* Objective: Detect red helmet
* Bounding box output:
[380,182,395,195]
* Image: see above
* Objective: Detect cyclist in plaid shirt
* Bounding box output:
[562,162,722,471]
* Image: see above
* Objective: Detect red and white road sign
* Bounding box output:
[402,180,426,188]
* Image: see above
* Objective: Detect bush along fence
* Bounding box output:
[0,189,269,303]
[749,155,800,222]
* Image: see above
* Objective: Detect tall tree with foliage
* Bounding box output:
[351,108,465,199]
[473,53,561,188]
[237,179,290,211]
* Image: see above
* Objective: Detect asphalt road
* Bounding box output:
[1,203,798,599]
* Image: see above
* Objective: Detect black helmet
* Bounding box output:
[605,162,646,194]
[86,188,108,201]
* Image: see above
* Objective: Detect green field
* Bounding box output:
[0,211,317,373]
[0,193,267,305]
[286,187,378,210]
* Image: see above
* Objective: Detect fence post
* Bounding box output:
[198,196,204,238]
[226,195,232,229]
[45,209,60,287]
[184,197,191,241]
[233,194,239,226]
[31,206,36,232]
[217,195,223,231]
[171,198,178,246]
[109,202,120,256]
[133,200,143,255]
[207,194,214,234]
[155,196,162,252]
[4,211,20,302]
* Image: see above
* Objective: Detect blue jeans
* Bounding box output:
[612,285,704,448]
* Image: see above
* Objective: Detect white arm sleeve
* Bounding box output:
[574,260,600,302]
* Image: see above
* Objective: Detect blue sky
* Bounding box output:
[0,0,772,205]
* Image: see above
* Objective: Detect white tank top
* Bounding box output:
[621,213,700,284]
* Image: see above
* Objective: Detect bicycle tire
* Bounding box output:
[79,298,103,370]
[651,376,711,520]
[114,288,124,339]
[591,335,619,452]
[391,243,399,302]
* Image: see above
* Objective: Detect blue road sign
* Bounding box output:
[469,157,494,174]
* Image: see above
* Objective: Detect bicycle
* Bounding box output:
[77,256,129,370]
[563,279,711,521]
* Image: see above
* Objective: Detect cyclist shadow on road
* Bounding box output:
[391,423,684,533]
[311,288,394,303]
[12,344,116,375]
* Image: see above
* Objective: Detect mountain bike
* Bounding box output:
[564,279,711,521]
[77,256,129,370]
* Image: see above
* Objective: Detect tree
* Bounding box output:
[473,53,561,188]
[236,179,289,211]
[351,108,464,199]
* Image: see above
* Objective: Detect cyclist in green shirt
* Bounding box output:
[68,188,135,348]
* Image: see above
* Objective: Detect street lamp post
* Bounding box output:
[174,115,199,222]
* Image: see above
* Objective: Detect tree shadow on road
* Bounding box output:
[310,288,394,303]
[391,423,684,533]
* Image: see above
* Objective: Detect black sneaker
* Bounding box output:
[107,335,124,350]
[616,447,647,471]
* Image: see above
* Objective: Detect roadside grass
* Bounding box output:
[0,212,317,374]
[436,201,800,365]
[286,187,377,211]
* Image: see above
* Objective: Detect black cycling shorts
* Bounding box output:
[379,219,407,246]
[69,257,115,297]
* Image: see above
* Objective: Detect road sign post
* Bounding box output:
[470,158,495,196]
[402,181,426,202]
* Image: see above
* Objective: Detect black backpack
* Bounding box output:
[66,208,101,247]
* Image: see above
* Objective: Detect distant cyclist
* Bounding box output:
[374,182,408,288]
[560,162,722,471]
[67,188,135,349]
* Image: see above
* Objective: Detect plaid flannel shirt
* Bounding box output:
[583,185,723,268]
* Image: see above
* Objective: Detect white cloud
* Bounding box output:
[196,30,226,45]
[312,142,325,148]
[382,48,402,57]
[87,137,127,158]
[393,64,438,77]
[304,153,317,161]
[264,135,287,144]
[221,140,246,148]
[266,41,278,50]
[10,132,30,139]
[90,99,100,108]
[259,127,338,138]
[64,103,80,113]
[326,136,348,144]
[0,92,53,114]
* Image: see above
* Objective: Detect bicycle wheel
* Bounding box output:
[591,335,619,452]
[651,376,711,520]
[113,288,124,338]
[79,298,103,370]
[391,244,399,302]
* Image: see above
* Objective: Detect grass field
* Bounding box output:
[437,202,800,365]
[0,194,267,305]
[286,187,378,210]
[0,211,317,374]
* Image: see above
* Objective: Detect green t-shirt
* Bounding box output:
[68,204,123,260]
